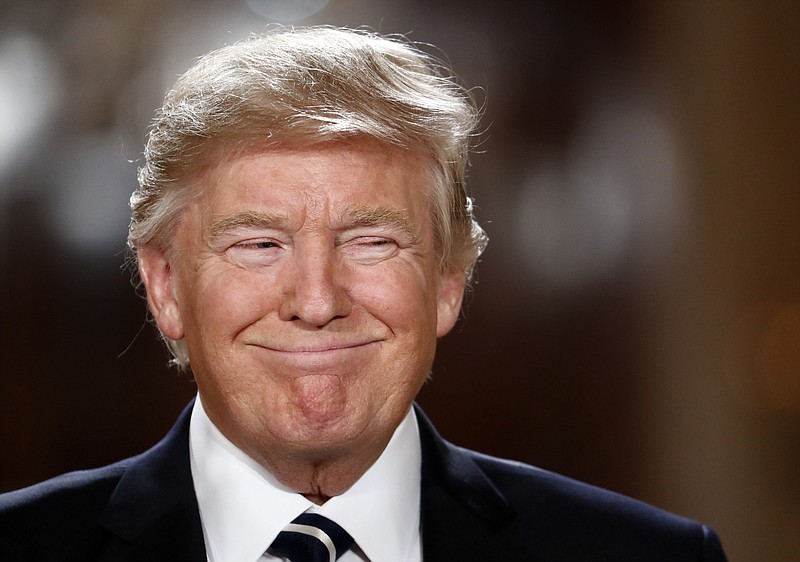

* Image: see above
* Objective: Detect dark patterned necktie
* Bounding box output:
[270,513,355,562]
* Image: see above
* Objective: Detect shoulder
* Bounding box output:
[0,402,197,560]
[463,446,726,560]
[415,405,726,560]
[0,459,129,515]
[468,446,679,522]
[0,459,132,556]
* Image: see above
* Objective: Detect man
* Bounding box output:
[0,26,727,561]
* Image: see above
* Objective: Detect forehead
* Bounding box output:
[196,141,435,220]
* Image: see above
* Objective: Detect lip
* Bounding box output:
[247,340,381,354]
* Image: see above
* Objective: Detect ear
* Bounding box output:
[137,246,185,341]
[435,269,466,338]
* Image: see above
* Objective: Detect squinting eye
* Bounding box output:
[356,237,396,249]
[226,239,284,268]
[341,236,399,263]
[234,240,280,250]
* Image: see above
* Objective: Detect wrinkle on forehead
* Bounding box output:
[194,140,436,242]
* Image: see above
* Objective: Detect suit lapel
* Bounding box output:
[95,401,206,561]
[416,406,535,561]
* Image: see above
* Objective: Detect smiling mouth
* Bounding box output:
[250,340,381,354]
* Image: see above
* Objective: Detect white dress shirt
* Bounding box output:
[189,396,422,562]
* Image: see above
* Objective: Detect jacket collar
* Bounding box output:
[97,401,206,561]
[416,405,521,559]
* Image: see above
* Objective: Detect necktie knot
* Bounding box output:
[270,513,354,562]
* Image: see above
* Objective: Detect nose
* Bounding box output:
[278,244,352,326]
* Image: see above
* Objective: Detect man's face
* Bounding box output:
[139,141,464,473]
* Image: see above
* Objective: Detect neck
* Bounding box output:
[304,492,332,506]
[254,446,384,504]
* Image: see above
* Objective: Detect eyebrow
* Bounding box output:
[339,206,417,239]
[207,211,290,242]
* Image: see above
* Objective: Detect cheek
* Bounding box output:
[186,268,276,338]
[353,266,438,330]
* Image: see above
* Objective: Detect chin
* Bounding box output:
[284,404,382,450]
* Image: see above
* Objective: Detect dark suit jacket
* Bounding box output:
[0,402,727,561]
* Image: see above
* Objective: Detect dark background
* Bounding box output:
[1,1,798,560]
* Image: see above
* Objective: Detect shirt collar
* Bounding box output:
[189,396,421,562]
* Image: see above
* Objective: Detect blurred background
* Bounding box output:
[0,1,797,560]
